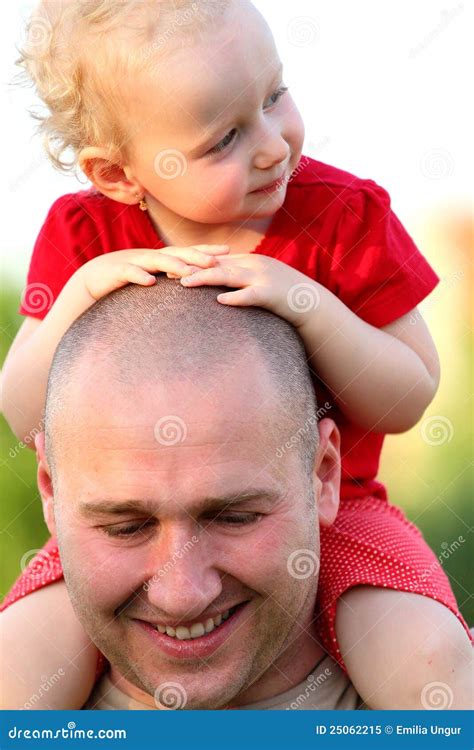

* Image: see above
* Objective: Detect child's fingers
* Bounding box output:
[190,244,230,255]
[137,254,194,276]
[216,288,260,306]
[158,247,224,268]
[121,264,157,286]
[180,265,249,288]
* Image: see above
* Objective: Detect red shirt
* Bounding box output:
[20,157,439,501]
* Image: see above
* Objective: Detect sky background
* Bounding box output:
[1,0,472,282]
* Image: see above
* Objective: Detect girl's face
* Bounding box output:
[122,2,305,226]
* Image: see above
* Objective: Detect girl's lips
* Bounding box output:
[136,601,250,660]
[251,175,286,193]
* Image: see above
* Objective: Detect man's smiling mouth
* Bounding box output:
[155,603,242,640]
[136,601,250,659]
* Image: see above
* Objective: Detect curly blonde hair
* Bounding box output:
[17,0,231,174]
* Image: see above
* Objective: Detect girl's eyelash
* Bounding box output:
[210,128,238,154]
[208,85,289,155]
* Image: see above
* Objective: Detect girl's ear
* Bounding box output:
[78,146,144,205]
[34,432,56,537]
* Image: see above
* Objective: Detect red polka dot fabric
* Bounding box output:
[2,499,471,678]
[315,497,472,672]
[0,537,107,680]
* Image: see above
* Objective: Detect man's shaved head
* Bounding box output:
[45,278,318,481]
[39,278,341,710]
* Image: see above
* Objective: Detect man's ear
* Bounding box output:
[312,418,341,528]
[78,146,144,206]
[34,432,56,537]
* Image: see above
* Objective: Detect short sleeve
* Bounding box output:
[323,180,440,327]
[19,193,101,320]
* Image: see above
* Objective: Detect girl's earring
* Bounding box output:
[137,194,148,211]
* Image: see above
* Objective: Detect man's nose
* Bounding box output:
[252,120,290,171]
[144,527,222,622]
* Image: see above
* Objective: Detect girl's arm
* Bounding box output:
[0,580,98,709]
[293,282,440,433]
[1,244,229,445]
[180,255,440,433]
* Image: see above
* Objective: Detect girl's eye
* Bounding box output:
[207,85,288,155]
[104,520,155,538]
[209,128,238,154]
[263,85,289,109]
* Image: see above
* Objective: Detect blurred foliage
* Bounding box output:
[1,278,472,627]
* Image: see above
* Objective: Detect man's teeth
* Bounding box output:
[156,608,233,640]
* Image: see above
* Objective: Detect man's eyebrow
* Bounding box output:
[191,62,284,152]
[78,489,281,518]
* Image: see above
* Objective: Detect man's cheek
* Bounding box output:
[63,532,145,604]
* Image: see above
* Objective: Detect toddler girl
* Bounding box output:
[1,0,472,709]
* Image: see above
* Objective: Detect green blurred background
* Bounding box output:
[1,211,472,625]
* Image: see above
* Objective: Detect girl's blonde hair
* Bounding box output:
[17,0,230,174]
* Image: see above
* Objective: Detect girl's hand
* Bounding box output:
[79,245,230,301]
[180,253,321,329]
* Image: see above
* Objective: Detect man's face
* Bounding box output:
[46,360,326,709]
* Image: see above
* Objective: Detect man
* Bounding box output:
[20,278,363,709]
